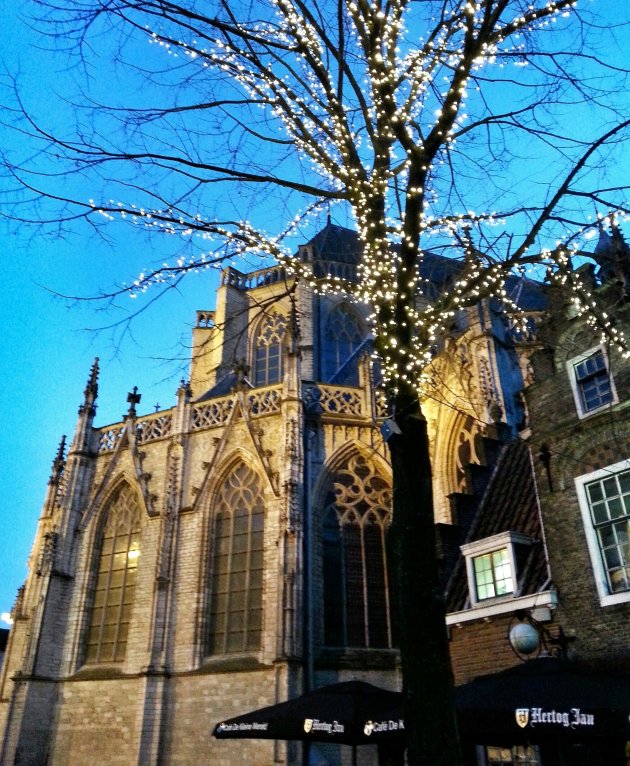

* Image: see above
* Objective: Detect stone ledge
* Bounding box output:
[315,647,400,670]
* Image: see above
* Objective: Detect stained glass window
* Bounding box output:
[85,484,141,664]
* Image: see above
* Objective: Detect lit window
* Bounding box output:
[567,347,617,418]
[472,549,513,600]
[576,460,630,606]
[208,464,265,655]
[85,483,141,664]
[461,532,531,606]
[480,744,540,765]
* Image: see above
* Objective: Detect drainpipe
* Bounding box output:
[303,416,315,693]
[302,414,315,766]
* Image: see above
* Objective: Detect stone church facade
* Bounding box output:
[1,221,627,766]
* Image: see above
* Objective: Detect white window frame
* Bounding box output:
[575,459,630,607]
[566,345,617,419]
[461,531,532,606]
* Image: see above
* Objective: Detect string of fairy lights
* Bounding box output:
[83,0,629,394]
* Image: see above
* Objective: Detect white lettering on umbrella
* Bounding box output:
[216,722,269,732]
[303,719,345,735]
[364,720,405,736]
[514,708,595,729]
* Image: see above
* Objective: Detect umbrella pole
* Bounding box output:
[352,744,357,766]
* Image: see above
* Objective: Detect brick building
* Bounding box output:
[444,221,630,765]
[0,221,628,766]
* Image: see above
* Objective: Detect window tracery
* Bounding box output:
[322,453,393,648]
[323,304,364,385]
[453,415,483,493]
[253,311,286,387]
[85,483,142,664]
[207,463,265,655]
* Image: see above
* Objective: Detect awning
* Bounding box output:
[455,657,630,740]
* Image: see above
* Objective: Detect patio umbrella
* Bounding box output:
[455,656,630,741]
[212,680,405,765]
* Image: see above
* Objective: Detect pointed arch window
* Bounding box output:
[323,304,364,385]
[253,311,286,387]
[85,483,142,664]
[208,463,265,655]
[322,454,393,648]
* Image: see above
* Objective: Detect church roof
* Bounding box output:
[196,371,253,401]
[504,274,548,312]
[300,221,361,265]
[299,223,547,310]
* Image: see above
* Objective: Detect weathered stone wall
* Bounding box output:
[50,677,140,766]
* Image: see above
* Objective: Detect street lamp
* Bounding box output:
[508,610,574,661]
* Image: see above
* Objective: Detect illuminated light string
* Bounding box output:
[92,0,625,385]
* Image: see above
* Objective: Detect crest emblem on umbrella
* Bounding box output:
[515,708,530,729]
[303,719,313,734]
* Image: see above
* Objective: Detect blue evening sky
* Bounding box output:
[0,3,230,619]
[0,1,628,620]
[0,0,336,619]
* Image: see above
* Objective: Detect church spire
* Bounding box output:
[48,435,66,486]
[70,358,100,454]
[592,215,630,290]
[79,357,99,417]
[41,435,67,518]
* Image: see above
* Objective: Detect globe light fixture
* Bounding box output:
[508,620,541,657]
[508,611,575,662]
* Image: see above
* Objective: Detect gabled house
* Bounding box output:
[441,219,630,766]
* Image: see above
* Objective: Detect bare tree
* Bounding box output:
[2,1,629,763]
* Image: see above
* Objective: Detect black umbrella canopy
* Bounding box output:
[213,680,405,746]
[455,657,630,740]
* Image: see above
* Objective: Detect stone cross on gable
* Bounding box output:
[126,386,142,417]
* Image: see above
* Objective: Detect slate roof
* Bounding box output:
[196,372,253,402]
[445,439,550,613]
[301,222,361,265]
[504,274,548,312]
[300,223,547,310]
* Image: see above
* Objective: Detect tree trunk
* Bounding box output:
[387,388,463,766]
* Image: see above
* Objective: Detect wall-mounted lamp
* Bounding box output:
[508,610,574,661]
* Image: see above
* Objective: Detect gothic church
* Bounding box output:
[0,222,549,765]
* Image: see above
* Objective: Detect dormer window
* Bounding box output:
[567,346,617,418]
[461,532,532,606]
[472,548,513,600]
